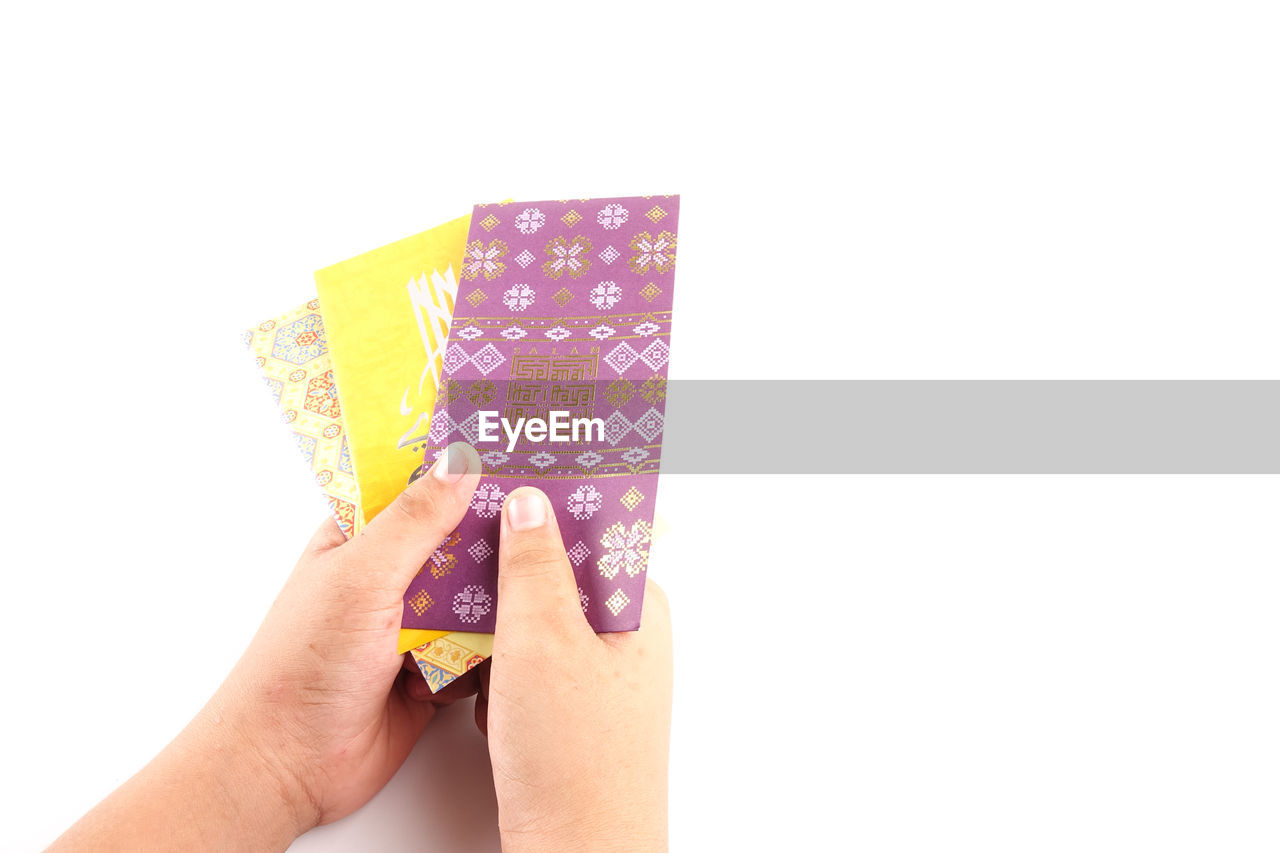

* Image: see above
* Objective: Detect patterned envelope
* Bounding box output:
[408,196,679,634]
[244,300,360,537]
[248,298,489,688]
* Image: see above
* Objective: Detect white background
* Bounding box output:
[2,2,1278,850]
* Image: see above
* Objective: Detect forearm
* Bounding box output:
[48,688,312,853]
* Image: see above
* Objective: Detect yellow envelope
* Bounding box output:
[314,215,470,527]
[313,216,495,676]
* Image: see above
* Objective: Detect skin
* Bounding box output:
[48,442,671,852]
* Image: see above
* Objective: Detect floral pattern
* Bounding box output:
[567,484,604,520]
[425,531,461,579]
[597,520,653,580]
[462,239,509,281]
[303,370,342,419]
[470,482,506,518]
[515,207,545,235]
[542,235,593,279]
[452,585,493,624]
[466,379,496,406]
[589,280,623,310]
[597,203,629,230]
[627,230,676,275]
[503,282,536,311]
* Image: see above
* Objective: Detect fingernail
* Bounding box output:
[507,491,547,531]
[432,442,475,484]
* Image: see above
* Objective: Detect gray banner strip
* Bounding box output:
[661,381,1280,473]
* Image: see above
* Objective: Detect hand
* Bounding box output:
[476,486,674,853]
[50,442,485,851]
[214,441,486,826]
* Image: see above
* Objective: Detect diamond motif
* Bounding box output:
[603,342,639,374]
[567,541,591,566]
[470,343,506,376]
[620,486,644,511]
[443,343,470,374]
[601,410,632,446]
[604,589,630,615]
[553,287,573,306]
[638,339,670,370]
[645,205,667,223]
[599,245,620,265]
[455,411,481,443]
[631,406,665,441]
[408,589,434,616]
[468,540,494,562]
[640,282,661,302]
[466,288,487,307]
[515,249,535,268]
[480,213,500,231]
[427,411,454,444]
[561,209,583,226]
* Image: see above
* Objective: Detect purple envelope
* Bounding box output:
[402,195,679,633]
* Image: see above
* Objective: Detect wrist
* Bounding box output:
[187,685,321,845]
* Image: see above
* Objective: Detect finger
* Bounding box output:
[343,441,481,592]
[474,690,488,738]
[474,659,490,735]
[495,487,594,643]
[639,578,672,633]
[600,578,672,652]
[306,514,348,553]
[430,667,482,705]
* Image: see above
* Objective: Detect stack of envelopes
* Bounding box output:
[243,196,679,690]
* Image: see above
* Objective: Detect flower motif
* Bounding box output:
[437,378,463,405]
[589,280,623,310]
[466,379,496,406]
[271,313,327,364]
[542,235,592,279]
[470,483,506,518]
[480,450,509,468]
[515,207,545,235]
[424,531,461,579]
[503,282,536,312]
[627,230,676,275]
[589,324,616,340]
[632,321,660,336]
[452,585,493,624]
[567,484,604,520]
[605,378,634,406]
[456,324,484,341]
[545,325,571,341]
[578,587,590,613]
[304,371,342,419]
[500,324,528,340]
[529,451,556,469]
[597,203,629,230]
[576,450,603,469]
[597,520,653,580]
[639,374,667,404]
[621,447,650,465]
[462,239,509,281]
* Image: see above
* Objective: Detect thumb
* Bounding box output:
[495,487,594,643]
[342,441,481,594]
